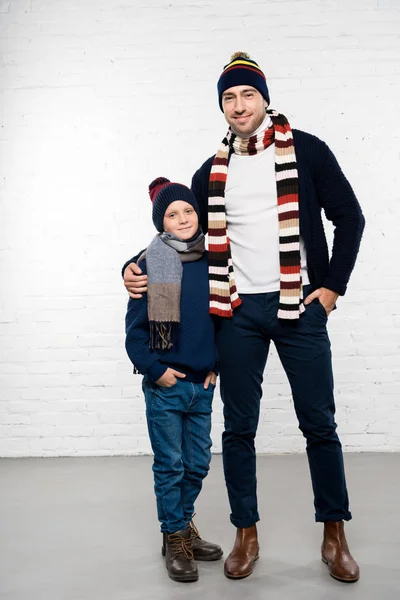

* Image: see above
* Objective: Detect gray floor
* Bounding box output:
[0,453,399,600]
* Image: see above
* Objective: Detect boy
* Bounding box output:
[125,177,222,582]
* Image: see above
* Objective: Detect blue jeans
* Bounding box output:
[143,377,214,533]
[215,286,352,528]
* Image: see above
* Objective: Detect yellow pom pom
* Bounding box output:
[230,51,251,62]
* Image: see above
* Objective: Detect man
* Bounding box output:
[123,52,365,583]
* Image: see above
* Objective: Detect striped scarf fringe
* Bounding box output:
[208,109,304,319]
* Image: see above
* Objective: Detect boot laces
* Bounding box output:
[188,515,201,541]
[168,533,194,560]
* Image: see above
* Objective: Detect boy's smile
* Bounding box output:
[163,201,199,240]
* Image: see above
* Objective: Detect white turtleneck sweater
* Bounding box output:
[225,115,309,293]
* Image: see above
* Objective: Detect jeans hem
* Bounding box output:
[160,521,188,534]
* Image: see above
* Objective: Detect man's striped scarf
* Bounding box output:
[208,109,305,320]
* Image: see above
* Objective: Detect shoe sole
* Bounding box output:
[224,555,259,579]
[168,571,199,583]
[162,546,223,561]
[321,557,360,583]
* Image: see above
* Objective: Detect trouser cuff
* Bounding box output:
[230,513,260,529]
[315,511,352,522]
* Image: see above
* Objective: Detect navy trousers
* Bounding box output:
[215,287,351,528]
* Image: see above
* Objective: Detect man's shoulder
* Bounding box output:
[292,129,331,168]
[194,155,215,177]
[292,128,326,147]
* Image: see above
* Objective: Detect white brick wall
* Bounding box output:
[1,0,399,456]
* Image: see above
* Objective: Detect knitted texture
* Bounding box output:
[217,52,270,111]
[125,254,218,384]
[208,109,305,319]
[149,177,200,232]
[188,130,365,298]
[138,231,205,351]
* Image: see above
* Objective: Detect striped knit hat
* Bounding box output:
[149,177,200,232]
[217,51,270,110]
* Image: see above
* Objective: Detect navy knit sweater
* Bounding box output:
[190,129,365,296]
[125,252,217,384]
[123,131,364,296]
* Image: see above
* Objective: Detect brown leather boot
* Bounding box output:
[321,521,360,583]
[224,525,259,579]
[187,520,223,561]
[162,528,198,582]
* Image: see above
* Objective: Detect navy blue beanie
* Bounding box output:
[149,177,200,233]
[217,52,270,111]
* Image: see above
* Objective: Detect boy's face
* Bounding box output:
[163,201,199,240]
[222,85,268,136]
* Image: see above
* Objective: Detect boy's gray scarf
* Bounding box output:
[138,230,205,350]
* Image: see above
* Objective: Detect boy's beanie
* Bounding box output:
[149,177,200,232]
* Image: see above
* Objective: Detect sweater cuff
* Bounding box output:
[320,275,347,296]
[121,259,134,278]
[147,362,168,383]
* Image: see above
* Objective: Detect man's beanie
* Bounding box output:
[217,51,270,111]
[149,177,200,232]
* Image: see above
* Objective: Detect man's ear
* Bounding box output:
[264,100,269,109]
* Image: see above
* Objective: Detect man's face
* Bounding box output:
[221,85,268,136]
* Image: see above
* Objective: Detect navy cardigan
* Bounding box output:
[190,129,365,296]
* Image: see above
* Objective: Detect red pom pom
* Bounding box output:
[149,177,170,192]
[148,177,170,202]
